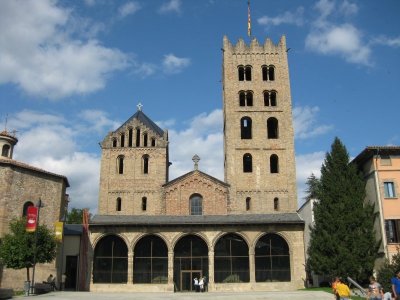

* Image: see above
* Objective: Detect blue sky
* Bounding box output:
[1,0,399,213]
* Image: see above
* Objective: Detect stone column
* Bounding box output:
[168,251,174,285]
[208,249,214,291]
[249,247,255,283]
[128,250,134,283]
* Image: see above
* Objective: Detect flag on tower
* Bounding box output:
[247,0,251,37]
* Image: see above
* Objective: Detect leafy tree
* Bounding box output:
[377,248,400,293]
[0,218,57,281]
[304,173,320,201]
[66,208,91,224]
[307,137,380,282]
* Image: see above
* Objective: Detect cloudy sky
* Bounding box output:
[1,0,399,213]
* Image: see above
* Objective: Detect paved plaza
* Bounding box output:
[21,291,334,300]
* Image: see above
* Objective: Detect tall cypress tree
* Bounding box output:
[307,137,379,282]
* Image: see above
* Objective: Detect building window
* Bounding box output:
[117,156,124,174]
[274,198,279,211]
[385,220,400,243]
[22,201,34,217]
[238,65,252,81]
[262,65,275,81]
[2,144,10,157]
[151,138,156,147]
[243,153,252,173]
[246,197,251,211]
[264,91,277,107]
[112,138,117,148]
[384,182,396,198]
[190,193,203,215]
[120,133,125,147]
[380,155,392,166]
[143,133,148,147]
[142,197,147,211]
[267,117,278,139]
[116,197,122,211]
[239,91,253,107]
[136,128,140,147]
[143,155,149,174]
[241,117,252,139]
[128,128,133,147]
[270,154,279,173]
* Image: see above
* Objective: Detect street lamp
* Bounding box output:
[31,199,44,294]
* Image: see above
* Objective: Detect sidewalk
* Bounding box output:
[21,290,334,300]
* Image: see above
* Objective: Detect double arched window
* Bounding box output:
[262,65,275,81]
[239,91,253,106]
[238,65,252,81]
[264,91,277,107]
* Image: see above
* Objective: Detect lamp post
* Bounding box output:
[31,199,43,294]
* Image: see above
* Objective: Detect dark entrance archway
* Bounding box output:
[93,235,128,283]
[173,235,208,292]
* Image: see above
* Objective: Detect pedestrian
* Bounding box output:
[199,277,204,292]
[367,276,384,300]
[332,277,340,300]
[193,277,199,292]
[392,270,400,300]
[335,278,351,300]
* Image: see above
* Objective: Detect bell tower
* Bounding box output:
[0,130,18,159]
[222,36,297,214]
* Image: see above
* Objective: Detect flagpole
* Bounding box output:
[247,0,251,38]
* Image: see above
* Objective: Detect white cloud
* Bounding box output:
[158,0,182,14]
[295,151,325,206]
[118,2,141,19]
[0,0,129,100]
[162,54,191,74]
[257,7,304,27]
[371,36,400,48]
[339,0,358,16]
[293,106,333,139]
[306,24,371,65]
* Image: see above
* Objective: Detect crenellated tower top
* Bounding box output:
[223,35,287,54]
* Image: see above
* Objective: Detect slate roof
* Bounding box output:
[90,213,304,227]
[0,157,70,187]
[116,110,164,137]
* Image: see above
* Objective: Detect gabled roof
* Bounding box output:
[352,146,400,165]
[163,169,229,188]
[116,110,164,137]
[90,213,304,227]
[0,157,70,187]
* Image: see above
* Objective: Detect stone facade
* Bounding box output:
[91,36,305,293]
[0,131,69,290]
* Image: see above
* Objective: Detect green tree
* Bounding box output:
[0,218,57,281]
[307,137,379,282]
[304,173,320,201]
[66,208,91,224]
[377,248,400,293]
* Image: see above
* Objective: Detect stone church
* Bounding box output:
[89,35,305,292]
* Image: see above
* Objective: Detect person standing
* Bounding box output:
[367,276,384,300]
[199,277,204,292]
[392,270,400,300]
[332,277,340,300]
[193,277,199,292]
[336,278,351,300]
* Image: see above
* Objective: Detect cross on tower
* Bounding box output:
[137,102,143,111]
[192,154,200,170]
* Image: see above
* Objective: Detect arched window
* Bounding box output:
[245,66,252,81]
[143,155,149,174]
[128,128,133,147]
[246,197,251,211]
[93,235,128,283]
[267,117,278,139]
[190,194,203,215]
[116,197,122,211]
[241,117,252,139]
[243,153,252,173]
[239,91,246,106]
[262,66,269,81]
[238,66,245,81]
[274,197,279,211]
[142,197,147,211]
[214,233,249,283]
[246,91,253,106]
[255,233,290,282]
[120,133,125,147]
[270,154,279,173]
[117,156,124,174]
[151,138,156,147]
[22,201,34,217]
[112,138,117,148]
[264,91,277,107]
[2,144,10,157]
[143,133,148,147]
[134,235,168,284]
[136,128,140,147]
